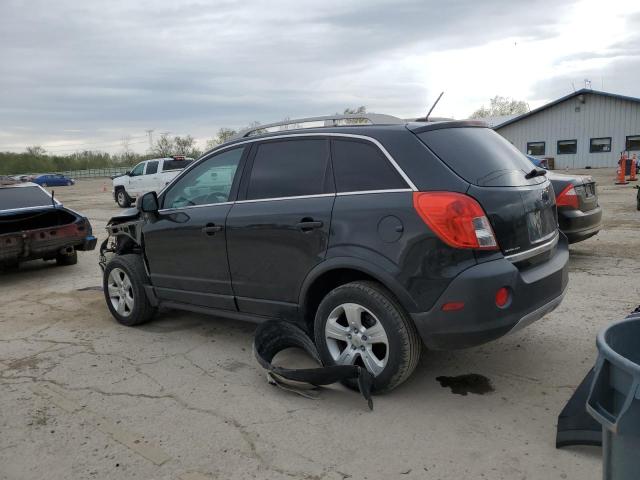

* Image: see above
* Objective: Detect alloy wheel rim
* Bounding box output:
[107,268,134,317]
[324,302,389,376]
[118,192,125,204]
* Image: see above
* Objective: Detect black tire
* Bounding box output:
[56,249,78,266]
[116,188,132,208]
[103,254,156,326]
[314,281,422,393]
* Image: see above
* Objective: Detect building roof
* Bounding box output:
[495,88,640,129]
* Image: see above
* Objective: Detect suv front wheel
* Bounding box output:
[314,281,422,393]
[103,254,156,326]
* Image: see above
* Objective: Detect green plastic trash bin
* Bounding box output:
[587,314,640,479]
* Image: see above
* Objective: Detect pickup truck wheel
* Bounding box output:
[314,281,422,393]
[116,189,132,208]
[103,254,156,326]
[56,249,77,266]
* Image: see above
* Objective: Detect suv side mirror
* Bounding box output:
[138,191,159,213]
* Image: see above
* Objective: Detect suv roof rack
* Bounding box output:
[233,113,405,139]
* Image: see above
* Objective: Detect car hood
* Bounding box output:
[107,207,140,225]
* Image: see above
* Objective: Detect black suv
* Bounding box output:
[100,117,569,392]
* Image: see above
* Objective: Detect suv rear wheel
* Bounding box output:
[314,281,421,393]
[103,254,155,326]
[115,188,132,208]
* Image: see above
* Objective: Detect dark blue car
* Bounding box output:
[32,173,75,187]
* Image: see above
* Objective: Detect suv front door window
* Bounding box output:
[227,138,334,316]
[142,147,245,310]
[163,148,243,209]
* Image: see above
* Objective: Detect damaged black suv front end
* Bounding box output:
[98,207,144,270]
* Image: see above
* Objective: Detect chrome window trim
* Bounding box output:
[504,232,559,263]
[157,188,415,213]
[336,188,413,196]
[203,132,418,191]
[235,193,336,204]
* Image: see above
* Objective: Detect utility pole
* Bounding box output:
[145,129,154,150]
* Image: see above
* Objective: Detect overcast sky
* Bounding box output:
[1,0,639,154]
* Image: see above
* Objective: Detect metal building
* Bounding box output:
[494,89,640,169]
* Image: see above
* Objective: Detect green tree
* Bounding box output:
[470,96,528,119]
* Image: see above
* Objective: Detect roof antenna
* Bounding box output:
[426,91,444,121]
[51,189,56,208]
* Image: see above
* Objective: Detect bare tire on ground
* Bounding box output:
[314,280,422,393]
[103,254,156,326]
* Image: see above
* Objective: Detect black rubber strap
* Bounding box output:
[253,320,374,410]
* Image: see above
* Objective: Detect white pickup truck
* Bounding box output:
[112,156,194,207]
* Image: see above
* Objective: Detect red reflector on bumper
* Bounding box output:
[441,302,465,311]
[495,287,510,308]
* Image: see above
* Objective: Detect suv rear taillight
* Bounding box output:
[556,184,579,209]
[413,192,499,250]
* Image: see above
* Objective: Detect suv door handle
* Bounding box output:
[296,220,323,231]
[202,223,223,235]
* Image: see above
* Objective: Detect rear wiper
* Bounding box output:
[525,168,547,179]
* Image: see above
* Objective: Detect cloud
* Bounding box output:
[0,0,638,152]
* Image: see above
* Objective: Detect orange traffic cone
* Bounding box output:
[630,154,638,182]
[616,153,629,184]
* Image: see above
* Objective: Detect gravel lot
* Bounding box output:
[1,169,639,480]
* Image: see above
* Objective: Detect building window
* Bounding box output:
[557,139,577,155]
[590,137,612,153]
[527,141,545,156]
[626,135,640,151]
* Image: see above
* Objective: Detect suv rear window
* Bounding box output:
[163,159,193,171]
[246,139,330,200]
[417,128,542,187]
[331,139,407,192]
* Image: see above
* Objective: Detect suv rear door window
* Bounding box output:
[246,139,330,200]
[331,139,407,192]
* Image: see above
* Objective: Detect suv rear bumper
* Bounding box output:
[410,234,569,350]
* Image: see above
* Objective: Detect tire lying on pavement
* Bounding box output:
[103,254,156,326]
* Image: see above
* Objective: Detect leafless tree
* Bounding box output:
[470,96,529,119]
